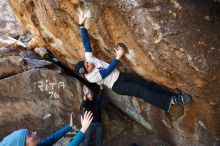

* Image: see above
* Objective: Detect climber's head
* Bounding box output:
[83,86,94,101]
[0,129,41,146]
[75,61,95,74]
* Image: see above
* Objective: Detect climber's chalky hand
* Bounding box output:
[78,11,87,25]
[114,46,124,60]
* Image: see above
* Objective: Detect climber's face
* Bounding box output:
[84,62,95,73]
[86,92,94,101]
[83,86,94,101]
[26,131,41,146]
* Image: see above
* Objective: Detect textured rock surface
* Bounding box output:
[0,68,82,138]
[0,0,26,37]
[0,42,81,139]
[4,0,220,145]
[0,43,52,79]
[0,44,164,145]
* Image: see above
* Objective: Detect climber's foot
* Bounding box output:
[173,93,192,106]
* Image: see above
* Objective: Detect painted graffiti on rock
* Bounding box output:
[34,80,65,98]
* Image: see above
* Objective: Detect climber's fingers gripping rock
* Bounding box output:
[114,46,124,60]
[78,11,87,25]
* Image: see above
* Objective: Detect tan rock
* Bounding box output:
[28,37,40,48]
[6,0,220,145]
[0,50,52,79]
[34,47,48,58]
[0,0,26,36]
[7,56,25,66]
[0,57,25,79]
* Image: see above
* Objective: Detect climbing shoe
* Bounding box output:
[173,93,192,106]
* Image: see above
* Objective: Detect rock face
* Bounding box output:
[0,0,26,37]
[3,0,220,145]
[0,68,82,138]
[0,44,165,145]
[0,43,81,139]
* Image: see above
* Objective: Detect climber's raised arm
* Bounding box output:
[78,12,96,63]
[80,27,92,53]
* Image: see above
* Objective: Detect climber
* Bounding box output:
[82,85,104,146]
[35,47,99,92]
[74,13,192,112]
[0,111,93,146]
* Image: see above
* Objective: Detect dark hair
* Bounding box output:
[75,61,87,74]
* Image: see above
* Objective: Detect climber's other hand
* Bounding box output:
[114,47,124,60]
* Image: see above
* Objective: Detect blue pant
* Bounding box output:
[83,122,103,146]
[112,73,175,112]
